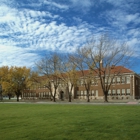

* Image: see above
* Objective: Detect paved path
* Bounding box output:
[127,101,139,104]
[0,101,139,105]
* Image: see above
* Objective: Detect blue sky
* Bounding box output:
[0,0,140,73]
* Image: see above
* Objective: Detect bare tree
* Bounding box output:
[78,34,133,102]
[69,51,94,102]
[60,58,78,102]
[36,53,62,102]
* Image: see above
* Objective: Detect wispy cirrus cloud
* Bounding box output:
[0,0,94,68]
[44,0,69,10]
[103,9,140,29]
[69,0,93,12]
[0,44,39,67]
[98,0,140,55]
[0,0,140,73]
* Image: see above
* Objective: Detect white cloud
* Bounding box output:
[103,9,140,30]
[29,10,46,18]
[101,0,138,10]
[0,5,17,23]
[125,13,140,24]
[43,0,69,10]
[127,38,139,46]
[128,29,140,38]
[0,0,140,70]
[0,2,93,67]
[27,21,93,52]
[69,0,93,13]
[0,44,40,67]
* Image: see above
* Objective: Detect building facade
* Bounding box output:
[22,66,140,100]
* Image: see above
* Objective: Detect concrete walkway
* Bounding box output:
[0,100,139,105]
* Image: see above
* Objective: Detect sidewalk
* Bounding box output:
[0,99,139,105]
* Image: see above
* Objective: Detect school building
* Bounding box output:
[22,66,140,100]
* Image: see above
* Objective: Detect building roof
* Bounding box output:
[76,66,134,77]
[37,66,134,80]
[110,66,133,74]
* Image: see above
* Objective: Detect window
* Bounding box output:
[84,91,87,96]
[108,90,111,96]
[122,77,125,84]
[43,92,46,97]
[105,78,111,84]
[112,78,116,84]
[126,89,130,95]
[117,89,120,95]
[42,93,44,97]
[105,78,107,84]
[79,91,81,96]
[91,80,94,84]
[108,78,111,83]
[112,89,116,95]
[91,90,94,96]
[77,91,80,96]
[95,90,98,96]
[92,79,98,85]
[126,76,130,84]
[81,91,83,96]
[39,93,41,97]
[122,89,125,95]
[117,77,120,83]
[81,80,84,85]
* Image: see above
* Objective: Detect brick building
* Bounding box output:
[22,66,140,100]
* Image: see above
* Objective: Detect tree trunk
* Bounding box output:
[52,89,57,102]
[17,95,19,102]
[87,91,90,102]
[68,95,71,102]
[53,96,56,102]
[0,93,2,101]
[104,91,108,102]
[8,94,11,100]
[87,96,90,102]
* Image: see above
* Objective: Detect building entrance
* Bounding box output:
[60,91,64,100]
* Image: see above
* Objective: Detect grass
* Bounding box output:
[0,103,140,140]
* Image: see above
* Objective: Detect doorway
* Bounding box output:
[60,91,64,100]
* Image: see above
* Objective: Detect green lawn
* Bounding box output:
[0,103,140,140]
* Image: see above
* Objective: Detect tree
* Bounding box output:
[0,85,2,101]
[78,34,133,102]
[1,81,14,100]
[0,66,38,101]
[5,66,35,101]
[69,50,94,102]
[36,53,62,102]
[0,66,9,100]
[60,59,78,102]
